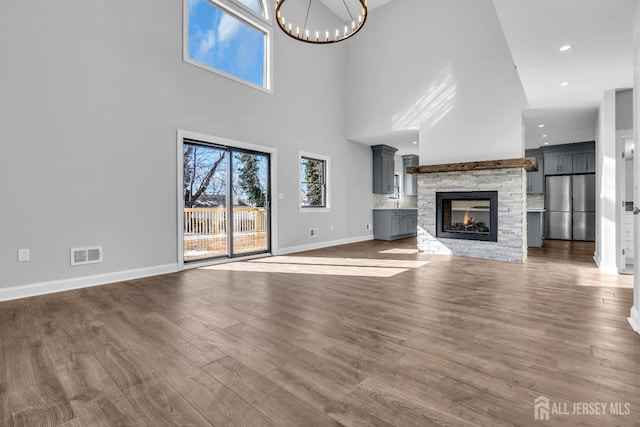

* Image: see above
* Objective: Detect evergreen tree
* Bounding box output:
[304,158,324,206]
[237,153,265,207]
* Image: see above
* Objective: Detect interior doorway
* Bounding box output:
[181,137,271,264]
[618,130,634,274]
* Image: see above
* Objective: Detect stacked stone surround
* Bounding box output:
[417,168,527,262]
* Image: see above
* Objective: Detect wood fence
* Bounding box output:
[184,207,267,235]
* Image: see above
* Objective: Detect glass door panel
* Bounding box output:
[231,150,270,255]
[183,142,228,262]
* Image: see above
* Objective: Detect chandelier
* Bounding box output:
[275,0,368,44]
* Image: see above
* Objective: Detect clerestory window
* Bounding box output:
[184,0,271,91]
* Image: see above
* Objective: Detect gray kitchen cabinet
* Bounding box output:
[525,149,544,194]
[527,211,544,247]
[573,152,596,173]
[544,154,573,175]
[542,141,595,176]
[372,144,398,194]
[373,209,418,240]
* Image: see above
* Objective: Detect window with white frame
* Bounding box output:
[184,0,271,90]
[300,152,330,211]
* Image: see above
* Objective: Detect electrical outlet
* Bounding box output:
[18,248,29,262]
[365,223,371,231]
[309,227,319,238]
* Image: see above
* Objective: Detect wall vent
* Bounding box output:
[309,228,319,238]
[71,246,103,266]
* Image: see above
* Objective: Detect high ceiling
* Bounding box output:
[342,0,636,153]
[319,0,393,22]
[492,0,635,149]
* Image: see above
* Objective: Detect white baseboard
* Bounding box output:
[0,264,178,302]
[629,306,640,333]
[593,253,618,275]
[275,235,374,256]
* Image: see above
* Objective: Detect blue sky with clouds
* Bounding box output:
[188,0,265,87]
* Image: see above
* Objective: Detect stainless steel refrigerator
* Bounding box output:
[545,174,596,241]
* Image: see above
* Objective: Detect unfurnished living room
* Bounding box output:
[1,0,639,426]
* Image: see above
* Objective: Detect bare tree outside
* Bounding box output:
[183,144,227,208]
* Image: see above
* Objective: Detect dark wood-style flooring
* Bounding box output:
[0,239,638,426]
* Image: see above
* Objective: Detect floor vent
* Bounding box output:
[71,246,103,266]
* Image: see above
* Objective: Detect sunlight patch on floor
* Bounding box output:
[201,262,409,277]
[378,248,419,254]
[252,256,428,269]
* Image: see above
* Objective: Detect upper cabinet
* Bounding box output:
[544,154,573,175]
[542,141,595,176]
[572,152,596,174]
[372,145,398,194]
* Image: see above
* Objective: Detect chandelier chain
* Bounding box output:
[341,0,355,22]
[303,0,312,33]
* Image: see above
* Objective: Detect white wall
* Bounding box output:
[595,90,618,274]
[0,0,373,290]
[346,0,527,164]
[630,2,640,333]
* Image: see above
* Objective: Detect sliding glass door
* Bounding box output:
[183,140,270,263]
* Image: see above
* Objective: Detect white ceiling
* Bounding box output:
[319,0,393,22]
[344,0,636,153]
[492,0,636,149]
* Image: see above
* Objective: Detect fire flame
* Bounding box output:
[463,211,471,225]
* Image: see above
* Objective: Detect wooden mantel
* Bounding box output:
[407,157,538,174]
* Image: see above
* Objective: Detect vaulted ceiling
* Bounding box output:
[331,0,636,151]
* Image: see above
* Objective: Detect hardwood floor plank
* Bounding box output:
[351,376,478,427]
[141,312,227,367]
[0,338,10,427]
[176,315,280,375]
[146,350,276,427]
[204,356,339,427]
[5,341,74,426]
[123,376,213,426]
[223,322,294,367]
[53,354,143,426]
[266,362,395,427]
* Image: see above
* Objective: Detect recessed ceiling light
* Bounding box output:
[560,81,571,87]
[559,44,573,52]
[412,141,417,144]
[544,142,550,145]
[542,134,548,138]
[538,124,545,128]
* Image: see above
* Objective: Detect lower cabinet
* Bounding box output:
[373,209,418,240]
[527,211,544,247]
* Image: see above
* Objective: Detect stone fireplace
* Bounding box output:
[408,158,536,263]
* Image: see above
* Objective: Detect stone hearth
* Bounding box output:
[414,161,530,263]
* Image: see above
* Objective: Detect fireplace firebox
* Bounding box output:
[436,191,498,242]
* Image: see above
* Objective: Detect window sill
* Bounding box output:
[299,207,331,214]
